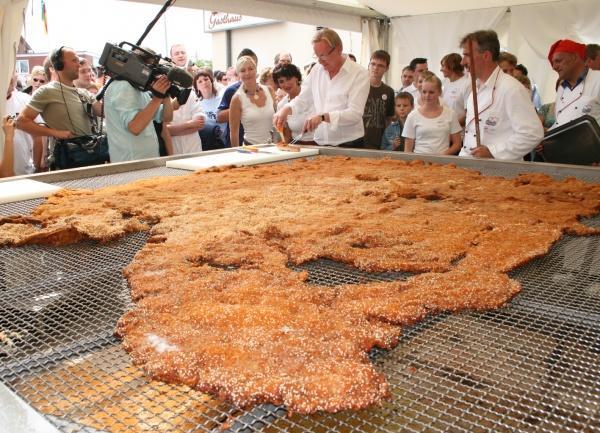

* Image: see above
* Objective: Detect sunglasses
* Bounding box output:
[32,78,46,83]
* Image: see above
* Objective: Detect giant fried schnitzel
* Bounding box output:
[0,157,598,413]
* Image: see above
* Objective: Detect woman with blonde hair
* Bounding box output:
[23,66,47,95]
[229,56,277,146]
[402,73,462,155]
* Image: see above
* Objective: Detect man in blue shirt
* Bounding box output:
[217,48,258,147]
[105,75,173,162]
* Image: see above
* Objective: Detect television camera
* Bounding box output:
[98,41,193,102]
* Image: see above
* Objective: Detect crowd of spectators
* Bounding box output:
[2,30,599,177]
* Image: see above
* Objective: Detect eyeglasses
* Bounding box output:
[313,45,336,61]
[32,78,46,83]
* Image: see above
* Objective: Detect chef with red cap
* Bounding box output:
[548,38,600,129]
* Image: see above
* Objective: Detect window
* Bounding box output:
[15,60,29,74]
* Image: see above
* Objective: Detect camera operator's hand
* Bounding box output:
[151,75,172,99]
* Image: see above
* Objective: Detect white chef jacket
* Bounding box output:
[171,92,205,155]
[460,67,543,161]
[551,69,600,129]
[6,91,36,175]
[286,57,369,146]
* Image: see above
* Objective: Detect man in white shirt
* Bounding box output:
[458,30,543,161]
[166,43,205,154]
[547,39,600,128]
[398,66,414,93]
[274,28,369,147]
[440,53,470,126]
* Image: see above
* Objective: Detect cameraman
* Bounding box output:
[104,54,174,162]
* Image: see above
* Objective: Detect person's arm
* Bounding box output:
[380,124,394,150]
[217,85,236,123]
[161,123,174,155]
[458,109,466,127]
[269,87,277,112]
[217,108,229,123]
[17,106,72,139]
[445,110,463,155]
[401,112,416,153]
[167,113,205,136]
[32,136,43,171]
[1,116,15,177]
[160,96,174,123]
[229,94,242,147]
[445,132,462,155]
[274,105,293,131]
[127,76,171,136]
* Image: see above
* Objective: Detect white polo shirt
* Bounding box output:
[287,57,369,146]
[552,69,600,129]
[460,67,543,161]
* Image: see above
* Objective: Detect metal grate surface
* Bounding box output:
[0,158,599,433]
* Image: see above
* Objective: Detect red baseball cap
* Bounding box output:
[548,39,587,64]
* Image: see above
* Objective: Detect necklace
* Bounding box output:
[244,85,260,100]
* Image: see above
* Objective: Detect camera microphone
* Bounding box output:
[167,67,193,88]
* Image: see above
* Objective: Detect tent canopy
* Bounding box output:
[124,0,563,32]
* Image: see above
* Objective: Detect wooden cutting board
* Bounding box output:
[0,179,62,204]
[166,146,319,171]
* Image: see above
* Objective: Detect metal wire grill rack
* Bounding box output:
[0,158,599,433]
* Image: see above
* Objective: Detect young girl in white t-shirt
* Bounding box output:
[402,73,462,155]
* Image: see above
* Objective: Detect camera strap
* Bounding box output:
[77,91,103,136]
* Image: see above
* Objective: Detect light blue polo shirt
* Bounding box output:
[104,80,163,163]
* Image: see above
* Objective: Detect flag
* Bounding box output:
[41,0,48,34]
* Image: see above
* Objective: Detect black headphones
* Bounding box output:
[51,46,65,71]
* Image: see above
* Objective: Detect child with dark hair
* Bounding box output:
[380,92,413,151]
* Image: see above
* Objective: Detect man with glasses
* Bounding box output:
[458,30,542,161]
[363,50,395,148]
[274,28,369,147]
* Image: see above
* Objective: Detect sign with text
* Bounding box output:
[203,11,280,33]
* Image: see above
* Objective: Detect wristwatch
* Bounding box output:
[321,114,326,122]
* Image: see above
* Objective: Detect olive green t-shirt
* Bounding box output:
[28,82,95,136]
